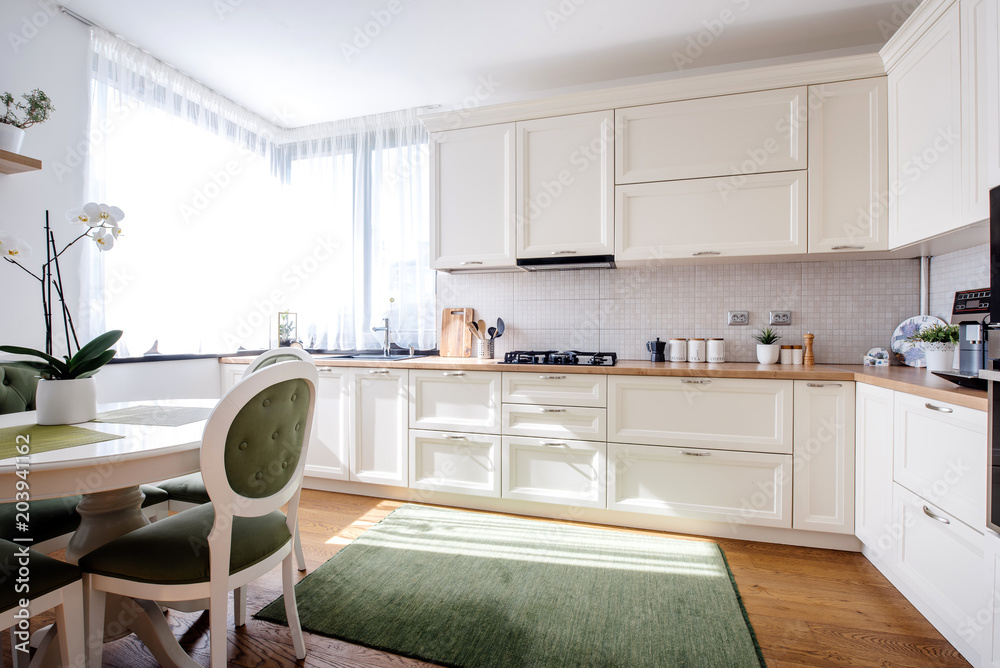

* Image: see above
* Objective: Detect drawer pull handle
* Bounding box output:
[539,375,567,380]
[443,371,466,377]
[807,383,842,388]
[681,379,711,384]
[542,408,567,413]
[443,434,467,440]
[831,245,865,250]
[922,505,951,524]
[925,403,953,414]
[459,261,483,265]
[680,450,712,457]
[367,369,390,375]
[540,441,567,446]
[551,250,578,256]
[692,251,721,256]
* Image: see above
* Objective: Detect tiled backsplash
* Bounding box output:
[437,258,921,364]
[929,244,989,322]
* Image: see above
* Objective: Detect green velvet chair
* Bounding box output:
[157,347,316,571]
[81,360,318,668]
[0,539,84,668]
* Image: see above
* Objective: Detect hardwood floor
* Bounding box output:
[6,489,970,667]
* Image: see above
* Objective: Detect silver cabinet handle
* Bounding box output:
[925,403,953,414]
[831,245,865,250]
[807,383,842,388]
[459,261,484,265]
[541,408,567,413]
[443,371,466,377]
[681,379,711,384]
[539,375,567,380]
[681,450,712,457]
[540,441,567,446]
[367,369,390,375]
[922,505,951,524]
[692,251,721,256]
[443,434,467,440]
[550,250,578,255]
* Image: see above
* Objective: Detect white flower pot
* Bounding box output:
[923,343,956,373]
[0,124,25,154]
[756,344,780,365]
[35,377,98,425]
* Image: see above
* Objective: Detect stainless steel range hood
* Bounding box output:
[517,255,615,271]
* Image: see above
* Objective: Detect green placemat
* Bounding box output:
[92,405,212,427]
[0,424,124,460]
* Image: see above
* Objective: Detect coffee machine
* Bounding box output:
[932,288,989,389]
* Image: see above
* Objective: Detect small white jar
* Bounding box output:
[791,345,804,365]
[687,338,706,363]
[669,338,687,362]
[707,338,725,363]
[779,346,794,365]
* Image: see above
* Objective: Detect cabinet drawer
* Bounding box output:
[892,484,987,648]
[501,436,606,508]
[502,404,606,441]
[608,443,791,527]
[615,87,807,184]
[502,372,607,407]
[893,392,987,529]
[409,370,501,433]
[409,430,500,498]
[608,376,793,454]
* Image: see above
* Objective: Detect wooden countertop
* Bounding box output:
[219,356,988,412]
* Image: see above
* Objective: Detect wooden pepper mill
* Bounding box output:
[803,333,815,365]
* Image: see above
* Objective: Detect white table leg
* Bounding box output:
[66,486,149,564]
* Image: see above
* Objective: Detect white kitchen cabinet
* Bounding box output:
[808,78,889,253]
[985,530,1000,667]
[615,171,807,261]
[608,376,793,454]
[615,87,807,184]
[893,392,987,530]
[220,363,243,393]
[501,436,606,508]
[855,383,895,553]
[408,430,500,497]
[502,372,607,408]
[349,367,408,486]
[607,442,792,528]
[792,381,855,534]
[409,369,501,434]
[988,0,1000,189]
[963,0,993,218]
[430,124,517,270]
[306,367,351,481]
[502,404,606,442]
[515,111,614,259]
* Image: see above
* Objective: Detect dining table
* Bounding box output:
[0,399,217,668]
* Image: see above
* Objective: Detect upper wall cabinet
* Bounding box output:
[430,124,517,270]
[515,111,615,259]
[808,77,889,253]
[988,0,1000,188]
[615,87,807,184]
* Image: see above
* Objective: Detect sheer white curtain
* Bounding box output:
[85,28,434,354]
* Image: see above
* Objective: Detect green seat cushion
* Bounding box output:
[0,496,82,545]
[0,365,37,415]
[156,473,209,505]
[79,503,291,585]
[0,539,81,612]
[139,484,169,507]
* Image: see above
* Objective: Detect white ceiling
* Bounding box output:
[68,0,911,127]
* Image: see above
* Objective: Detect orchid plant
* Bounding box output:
[1,203,125,357]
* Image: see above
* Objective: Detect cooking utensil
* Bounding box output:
[496,318,504,338]
[487,327,497,339]
[440,307,474,357]
[477,320,486,338]
[467,322,482,339]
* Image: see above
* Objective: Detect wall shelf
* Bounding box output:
[0,149,42,174]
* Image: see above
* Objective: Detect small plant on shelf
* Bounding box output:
[905,323,959,344]
[752,327,782,345]
[752,327,782,364]
[0,89,55,129]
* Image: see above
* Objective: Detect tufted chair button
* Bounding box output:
[294,423,301,432]
[282,461,288,469]
[291,393,297,401]
[255,471,263,480]
[263,399,270,407]
[271,432,279,440]
[239,441,248,451]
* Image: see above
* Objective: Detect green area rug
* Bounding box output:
[255,504,765,668]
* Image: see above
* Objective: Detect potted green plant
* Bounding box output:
[0,330,122,424]
[752,327,782,364]
[0,89,55,154]
[907,323,959,372]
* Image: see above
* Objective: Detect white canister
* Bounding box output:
[791,345,804,365]
[669,338,687,362]
[779,346,794,365]
[687,338,706,363]
[707,338,725,363]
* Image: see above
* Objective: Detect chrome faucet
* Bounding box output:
[372,317,391,356]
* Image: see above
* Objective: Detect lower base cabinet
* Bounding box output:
[607,442,792,528]
[409,430,500,497]
[985,530,1000,667]
[501,436,606,508]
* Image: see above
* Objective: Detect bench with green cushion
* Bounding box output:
[0,365,37,415]
[0,539,81,612]
[156,473,209,506]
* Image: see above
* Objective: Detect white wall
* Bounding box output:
[0,1,91,350]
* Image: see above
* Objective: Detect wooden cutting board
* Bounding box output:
[440,308,473,357]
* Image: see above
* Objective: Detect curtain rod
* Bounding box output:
[59,5,103,30]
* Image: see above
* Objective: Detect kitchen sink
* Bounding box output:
[314,352,430,361]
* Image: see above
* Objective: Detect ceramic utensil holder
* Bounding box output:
[475,338,494,359]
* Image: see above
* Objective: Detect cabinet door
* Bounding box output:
[430,124,517,270]
[516,111,614,258]
[963,0,993,217]
[607,443,792,528]
[608,376,793,454]
[893,392,987,529]
[855,383,895,553]
[409,369,501,434]
[349,368,408,486]
[793,381,855,534]
[988,0,1000,189]
[219,364,244,394]
[501,436,606,508]
[409,430,500,497]
[888,3,964,247]
[808,78,889,253]
[615,87,807,184]
[305,367,350,480]
[985,529,1000,667]
[615,171,807,261]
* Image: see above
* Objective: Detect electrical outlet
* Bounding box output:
[769,311,792,326]
[727,311,749,326]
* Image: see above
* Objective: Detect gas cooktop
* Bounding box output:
[500,350,618,366]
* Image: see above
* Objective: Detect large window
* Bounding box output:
[87,28,434,356]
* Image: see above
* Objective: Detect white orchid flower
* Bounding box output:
[83,202,125,227]
[67,207,101,227]
[92,228,115,251]
[0,232,31,259]
[109,223,122,239]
